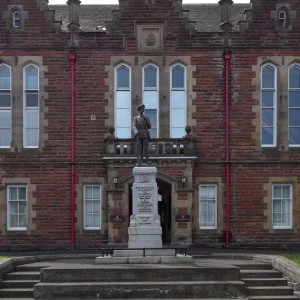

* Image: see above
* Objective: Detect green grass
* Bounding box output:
[282,254,300,264]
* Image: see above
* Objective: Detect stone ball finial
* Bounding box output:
[108,126,115,136]
[185,125,192,135]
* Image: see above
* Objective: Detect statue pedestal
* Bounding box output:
[128,167,162,248]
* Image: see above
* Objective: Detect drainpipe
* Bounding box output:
[225,52,231,248]
[70,51,76,245]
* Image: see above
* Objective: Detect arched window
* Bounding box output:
[143,64,158,138]
[279,10,287,27]
[0,64,12,148]
[170,64,186,138]
[24,64,39,148]
[288,64,300,146]
[12,10,21,28]
[115,64,131,138]
[261,64,277,147]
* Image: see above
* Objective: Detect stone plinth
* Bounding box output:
[128,167,162,248]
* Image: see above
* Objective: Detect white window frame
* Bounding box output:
[170,63,186,138]
[83,185,101,230]
[279,10,287,27]
[272,184,292,229]
[0,63,12,148]
[12,11,21,28]
[7,185,28,231]
[261,63,277,147]
[199,184,217,229]
[288,64,300,147]
[23,64,39,148]
[143,63,159,138]
[114,63,131,139]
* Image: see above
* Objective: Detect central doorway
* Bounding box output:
[128,178,172,244]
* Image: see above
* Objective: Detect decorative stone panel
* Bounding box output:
[136,24,164,52]
[3,5,28,31]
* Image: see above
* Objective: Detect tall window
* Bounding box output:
[115,64,131,138]
[199,185,217,229]
[273,184,292,229]
[12,11,21,28]
[143,64,158,138]
[7,186,27,231]
[0,64,11,148]
[289,64,300,146]
[170,64,186,138]
[261,64,277,147]
[24,64,39,148]
[279,10,287,27]
[84,185,101,230]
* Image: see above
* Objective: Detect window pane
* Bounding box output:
[262,66,275,89]
[10,202,18,213]
[208,202,215,213]
[86,201,93,213]
[18,187,26,200]
[145,109,157,128]
[149,128,157,139]
[93,215,100,227]
[10,214,18,228]
[116,127,131,139]
[289,91,300,107]
[290,66,300,89]
[9,187,17,201]
[273,213,281,226]
[172,66,185,89]
[282,199,290,213]
[0,93,11,107]
[19,214,27,227]
[0,111,11,128]
[289,109,300,126]
[273,199,281,212]
[144,66,157,88]
[171,91,185,108]
[116,91,130,109]
[143,91,158,109]
[207,186,216,199]
[26,92,39,107]
[0,129,11,147]
[85,214,93,227]
[282,186,290,198]
[262,108,274,127]
[282,213,290,227]
[25,66,38,90]
[0,66,10,89]
[171,109,185,127]
[200,201,208,213]
[117,66,129,89]
[19,202,27,214]
[93,200,100,213]
[289,127,300,145]
[93,186,100,199]
[116,109,130,127]
[25,110,39,128]
[273,186,281,198]
[279,11,285,19]
[262,127,274,145]
[25,129,39,147]
[85,187,93,199]
[171,128,185,138]
[262,91,274,107]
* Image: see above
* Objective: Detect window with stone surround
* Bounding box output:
[7,185,27,231]
[23,64,39,148]
[0,64,12,148]
[143,64,159,138]
[272,184,292,229]
[170,64,186,138]
[199,185,217,229]
[288,64,300,146]
[12,10,21,28]
[83,185,101,230]
[261,64,277,147]
[115,64,131,138]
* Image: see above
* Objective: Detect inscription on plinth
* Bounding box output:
[137,187,153,214]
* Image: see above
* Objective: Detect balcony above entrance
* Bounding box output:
[103,125,196,162]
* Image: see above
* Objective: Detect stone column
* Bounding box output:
[128,167,162,248]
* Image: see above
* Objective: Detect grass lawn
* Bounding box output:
[282,254,300,264]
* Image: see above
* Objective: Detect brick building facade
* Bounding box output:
[0,0,300,249]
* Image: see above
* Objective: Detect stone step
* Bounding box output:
[0,298,34,300]
[242,278,288,286]
[40,266,240,282]
[246,286,294,296]
[3,271,40,281]
[240,270,282,278]
[34,281,246,299]
[0,280,39,289]
[16,265,48,271]
[235,264,273,271]
[248,296,299,300]
[0,288,33,298]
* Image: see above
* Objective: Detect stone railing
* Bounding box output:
[104,126,196,157]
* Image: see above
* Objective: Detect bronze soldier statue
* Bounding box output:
[132,104,151,166]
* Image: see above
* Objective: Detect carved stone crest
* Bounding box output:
[145,33,157,46]
[137,24,163,52]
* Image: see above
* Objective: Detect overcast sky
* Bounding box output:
[49,0,249,4]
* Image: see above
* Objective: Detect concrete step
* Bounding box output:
[242,278,288,286]
[248,296,299,300]
[0,280,39,289]
[3,271,40,281]
[246,286,294,296]
[240,270,282,278]
[34,281,246,299]
[0,288,33,298]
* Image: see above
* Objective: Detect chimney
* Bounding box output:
[67,0,81,32]
[218,0,233,32]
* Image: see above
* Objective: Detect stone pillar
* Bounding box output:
[67,0,81,32]
[218,0,233,31]
[128,167,162,248]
